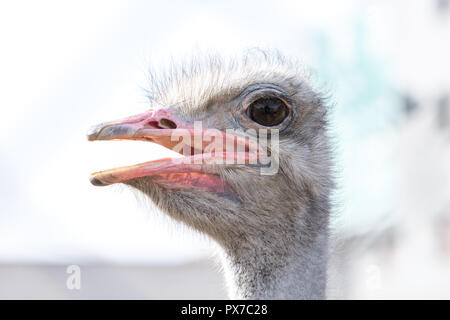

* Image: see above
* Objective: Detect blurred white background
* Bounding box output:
[0,0,449,299]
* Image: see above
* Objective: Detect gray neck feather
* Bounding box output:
[219,212,329,299]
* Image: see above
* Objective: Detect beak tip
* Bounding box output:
[90,175,107,186]
[87,124,102,141]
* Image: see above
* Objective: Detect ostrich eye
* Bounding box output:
[247,98,289,127]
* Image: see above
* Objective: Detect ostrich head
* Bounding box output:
[88,52,333,299]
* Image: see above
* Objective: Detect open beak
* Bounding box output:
[87,108,260,190]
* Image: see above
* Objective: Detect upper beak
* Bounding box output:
[87,109,185,152]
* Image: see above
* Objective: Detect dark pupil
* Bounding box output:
[249,98,288,126]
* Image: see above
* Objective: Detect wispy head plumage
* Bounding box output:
[145,49,314,117]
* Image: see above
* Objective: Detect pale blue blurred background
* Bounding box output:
[0,0,449,298]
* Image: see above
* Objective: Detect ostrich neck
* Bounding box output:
[219,213,329,299]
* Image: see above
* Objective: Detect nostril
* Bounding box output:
[146,121,163,129]
[145,118,178,129]
[159,118,177,129]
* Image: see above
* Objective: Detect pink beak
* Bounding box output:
[87,108,260,190]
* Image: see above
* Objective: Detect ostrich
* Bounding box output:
[87,52,333,299]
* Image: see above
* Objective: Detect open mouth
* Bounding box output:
[87,108,261,192]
